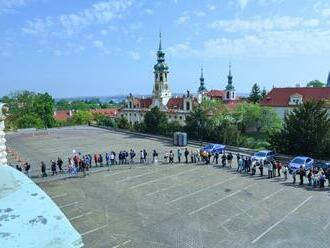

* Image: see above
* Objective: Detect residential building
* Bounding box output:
[260,87,330,119]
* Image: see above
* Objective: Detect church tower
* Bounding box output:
[224,63,236,101]
[152,33,171,108]
[327,71,330,87]
[198,65,207,94]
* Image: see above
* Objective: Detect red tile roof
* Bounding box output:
[91,108,118,117]
[205,90,225,99]
[133,98,152,108]
[54,110,72,121]
[167,97,184,110]
[260,87,330,107]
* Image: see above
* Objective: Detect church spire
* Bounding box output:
[226,63,234,91]
[198,65,207,93]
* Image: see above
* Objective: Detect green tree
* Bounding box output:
[248,83,262,103]
[143,107,168,134]
[269,100,330,159]
[261,88,267,99]
[306,80,325,88]
[71,111,93,125]
[2,91,55,129]
[16,113,44,129]
[185,106,210,140]
[117,116,131,129]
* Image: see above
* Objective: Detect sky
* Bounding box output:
[0,0,330,98]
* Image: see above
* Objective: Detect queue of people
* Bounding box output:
[13,147,330,189]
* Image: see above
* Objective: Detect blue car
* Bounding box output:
[201,144,226,154]
[288,156,314,173]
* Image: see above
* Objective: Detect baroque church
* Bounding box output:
[119,35,240,125]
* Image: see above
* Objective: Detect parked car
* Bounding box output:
[313,161,330,170]
[288,156,314,173]
[201,144,226,154]
[251,150,275,162]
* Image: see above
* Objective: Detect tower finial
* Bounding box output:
[159,32,162,51]
[201,64,204,78]
[229,62,232,76]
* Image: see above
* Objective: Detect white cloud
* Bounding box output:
[22,0,134,36]
[176,10,205,25]
[0,0,33,16]
[93,40,104,48]
[128,51,140,60]
[100,29,108,35]
[209,16,320,32]
[207,4,216,11]
[145,8,153,15]
[176,15,190,24]
[237,0,249,9]
[167,42,192,56]
[199,30,330,58]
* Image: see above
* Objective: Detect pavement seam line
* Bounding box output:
[251,195,313,244]
[81,224,107,236]
[166,177,236,204]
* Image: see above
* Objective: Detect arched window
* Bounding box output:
[129,102,132,109]
[160,74,163,82]
[232,92,235,99]
[227,92,230,99]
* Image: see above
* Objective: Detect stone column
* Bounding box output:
[0,103,7,165]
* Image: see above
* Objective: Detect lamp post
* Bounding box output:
[0,103,8,165]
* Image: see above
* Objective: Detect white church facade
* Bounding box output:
[119,35,240,125]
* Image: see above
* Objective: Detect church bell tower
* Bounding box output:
[152,33,171,108]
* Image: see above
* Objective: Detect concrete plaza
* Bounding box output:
[6,126,330,248]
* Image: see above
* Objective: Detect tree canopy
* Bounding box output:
[2,91,55,129]
[269,100,330,159]
[306,80,325,88]
[248,83,262,103]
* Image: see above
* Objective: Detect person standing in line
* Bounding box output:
[191,150,195,163]
[169,150,174,164]
[238,157,243,173]
[292,169,297,184]
[276,161,282,177]
[177,149,182,163]
[227,152,233,168]
[307,170,312,186]
[110,152,115,166]
[51,160,57,176]
[259,160,264,176]
[94,154,98,167]
[41,161,47,177]
[251,161,256,175]
[184,148,189,164]
[214,152,219,165]
[140,150,144,164]
[153,150,159,164]
[236,154,241,171]
[283,164,288,181]
[143,149,148,163]
[57,157,63,173]
[105,152,110,166]
[272,160,276,178]
[267,161,273,178]
[299,166,305,185]
[24,162,31,177]
[130,149,136,164]
[221,153,226,167]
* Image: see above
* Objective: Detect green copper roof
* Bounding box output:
[154,33,168,72]
[198,66,207,93]
[225,64,235,91]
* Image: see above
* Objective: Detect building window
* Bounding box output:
[160,75,163,82]
[232,92,235,99]
[186,101,190,111]
[179,116,182,120]
[227,91,230,99]
[129,102,132,109]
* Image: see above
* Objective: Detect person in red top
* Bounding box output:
[276,161,282,177]
[94,153,98,167]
